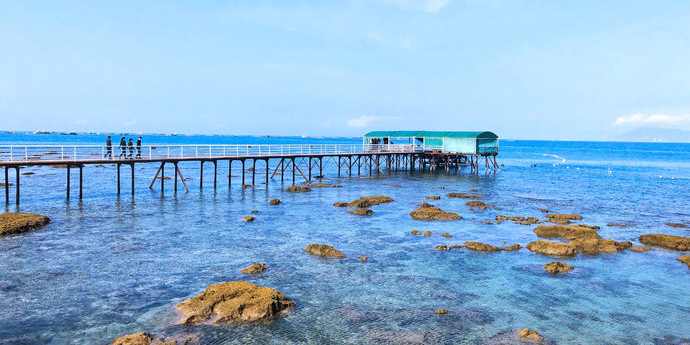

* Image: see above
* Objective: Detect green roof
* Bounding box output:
[364,131,497,139]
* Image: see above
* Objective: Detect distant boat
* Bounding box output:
[33,131,51,134]
[61,132,77,135]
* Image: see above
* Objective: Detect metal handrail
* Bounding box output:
[0,144,414,162]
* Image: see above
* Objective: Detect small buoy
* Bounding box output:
[671,177,675,180]
[566,166,569,169]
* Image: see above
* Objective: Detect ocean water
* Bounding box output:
[1,133,689,344]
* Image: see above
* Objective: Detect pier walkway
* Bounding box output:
[1,144,498,205]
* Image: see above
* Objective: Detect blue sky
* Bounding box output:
[1,0,689,139]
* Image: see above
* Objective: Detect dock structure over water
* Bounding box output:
[1,132,499,205]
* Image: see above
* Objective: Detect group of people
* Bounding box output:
[104,136,142,159]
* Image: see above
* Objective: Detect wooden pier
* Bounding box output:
[1,144,499,205]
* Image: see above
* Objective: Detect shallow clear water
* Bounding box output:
[1,134,689,344]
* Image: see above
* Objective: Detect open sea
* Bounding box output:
[1,133,689,344]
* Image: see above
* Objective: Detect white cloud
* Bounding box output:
[381,0,451,13]
[614,113,690,126]
[348,115,378,127]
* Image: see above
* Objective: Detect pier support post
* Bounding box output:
[174,162,178,193]
[265,159,269,185]
[241,160,245,186]
[200,161,204,189]
[318,157,323,177]
[252,159,256,185]
[4,166,8,205]
[337,157,341,177]
[281,159,285,183]
[291,158,295,185]
[213,161,217,190]
[117,163,121,194]
[161,163,165,193]
[15,167,19,205]
[79,165,83,200]
[349,156,352,177]
[131,163,135,195]
[228,160,232,188]
[308,158,312,181]
[66,164,71,199]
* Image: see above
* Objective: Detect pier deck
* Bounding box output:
[1,144,499,205]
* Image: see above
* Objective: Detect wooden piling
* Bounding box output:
[79,165,83,200]
[15,167,19,205]
[4,166,8,204]
[214,161,217,190]
[252,159,256,185]
[66,164,71,199]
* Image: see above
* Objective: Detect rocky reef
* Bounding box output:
[446,192,486,199]
[345,196,394,208]
[533,225,600,240]
[545,213,583,224]
[410,206,462,221]
[346,208,373,216]
[241,263,266,275]
[285,186,311,193]
[464,241,503,252]
[569,238,631,254]
[526,240,578,257]
[0,212,51,236]
[111,332,153,345]
[176,281,295,324]
[639,234,690,251]
[678,255,690,269]
[269,199,281,205]
[543,261,573,274]
[303,244,346,258]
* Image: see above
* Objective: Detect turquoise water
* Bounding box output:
[1,133,689,344]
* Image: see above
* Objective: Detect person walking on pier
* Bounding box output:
[118,136,127,158]
[127,138,134,159]
[104,136,112,159]
[136,136,142,159]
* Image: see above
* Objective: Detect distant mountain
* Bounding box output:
[609,127,690,143]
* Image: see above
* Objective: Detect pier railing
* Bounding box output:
[0,144,416,162]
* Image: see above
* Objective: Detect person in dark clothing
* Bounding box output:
[118,137,127,158]
[127,138,134,159]
[136,137,142,159]
[104,136,112,158]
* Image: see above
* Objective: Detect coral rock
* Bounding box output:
[0,212,51,236]
[446,192,486,199]
[516,328,543,342]
[269,199,281,205]
[346,208,373,216]
[629,246,652,252]
[678,255,690,268]
[410,207,462,221]
[464,241,503,252]
[304,244,346,258]
[435,245,451,251]
[568,238,631,254]
[333,202,349,207]
[434,309,448,315]
[410,230,422,235]
[242,216,255,222]
[423,231,432,237]
[543,261,573,274]
[176,281,295,324]
[666,222,689,229]
[440,233,453,238]
[526,240,578,257]
[639,234,690,251]
[346,196,394,208]
[358,255,368,262]
[285,186,311,193]
[241,263,267,275]
[503,244,522,251]
[533,225,600,241]
[425,196,441,200]
[111,332,153,345]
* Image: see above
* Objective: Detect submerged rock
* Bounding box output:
[569,238,631,254]
[526,240,578,257]
[176,281,295,324]
[434,309,449,315]
[466,201,494,210]
[516,328,544,342]
[410,207,462,221]
[285,186,311,193]
[111,332,152,345]
[543,261,573,274]
[464,241,503,252]
[545,213,583,224]
[666,222,689,229]
[346,208,373,216]
[410,230,422,235]
[540,209,550,213]
[446,192,486,199]
[269,199,281,205]
[423,231,432,237]
[441,233,453,238]
[0,212,51,236]
[304,244,346,258]
[639,234,690,251]
[533,225,600,241]
[241,263,267,275]
[629,246,652,252]
[495,215,539,225]
[425,196,441,200]
[242,216,255,222]
[607,222,633,227]
[305,183,342,188]
[678,255,690,268]
[333,202,349,207]
[435,245,451,251]
[250,210,259,214]
[419,202,435,208]
[504,244,522,251]
[358,255,368,262]
[347,196,394,208]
